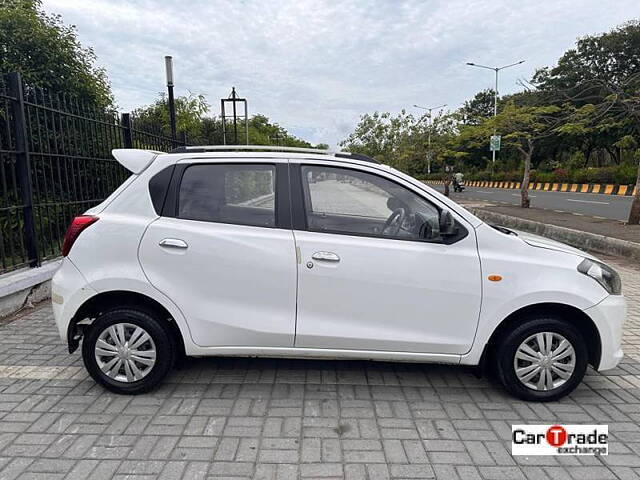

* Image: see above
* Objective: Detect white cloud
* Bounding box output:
[43,0,639,147]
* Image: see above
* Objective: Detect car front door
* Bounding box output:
[139,160,297,348]
[292,163,482,355]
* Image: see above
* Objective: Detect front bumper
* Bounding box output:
[583,294,627,371]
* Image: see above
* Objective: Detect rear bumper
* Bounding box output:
[51,258,96,345]
[583,294,627,371]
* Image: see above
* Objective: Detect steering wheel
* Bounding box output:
[382,208,406,236]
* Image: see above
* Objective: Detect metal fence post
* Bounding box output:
[7,72,39,268]
[121,113,133,148]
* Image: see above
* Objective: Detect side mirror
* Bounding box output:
[439,209,458,236]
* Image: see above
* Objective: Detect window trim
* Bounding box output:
[291,163,468,245]
[161,162,291,229]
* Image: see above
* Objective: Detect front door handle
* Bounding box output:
[312,251,340,262]
[159,238,188,249]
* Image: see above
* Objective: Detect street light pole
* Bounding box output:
[413,103,446,174]
[164,56,177,147]
[466,60,525,167]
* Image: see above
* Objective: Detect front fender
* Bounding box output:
[461,289,607,366]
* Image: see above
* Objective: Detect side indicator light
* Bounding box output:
[488,275,502,282]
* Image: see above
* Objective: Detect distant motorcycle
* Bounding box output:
[453,179,465,192]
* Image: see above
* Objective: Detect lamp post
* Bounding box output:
[466,60,524,167]
[164,56,177,146]
[413,103,446,174]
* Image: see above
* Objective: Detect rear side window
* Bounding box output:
[178,164,276,227]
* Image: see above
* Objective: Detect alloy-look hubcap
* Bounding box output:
[94,323,157,383]
[513,332,576,391]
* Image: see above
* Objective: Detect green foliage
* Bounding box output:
[460,165,636,185]
[245,114,312,147]
[340,110,461,176]
[615,135,638,150]
[133,93,314,148]
[533,20,640,92]
[460,89,495,124]
[131,92,313,148]
[131,92,210,141]
[0,0,113,108]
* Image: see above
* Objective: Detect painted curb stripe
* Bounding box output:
[423,180,637,196]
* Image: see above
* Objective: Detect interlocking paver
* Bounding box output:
[0,255,638,479]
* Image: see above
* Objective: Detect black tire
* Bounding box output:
[82,307,175,394]
[495,317,588,402]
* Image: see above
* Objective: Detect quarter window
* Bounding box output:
[301,165,441,241]
[179,164,276,227]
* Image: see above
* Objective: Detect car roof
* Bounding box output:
[168,145,378,163]
[113,147,381,174]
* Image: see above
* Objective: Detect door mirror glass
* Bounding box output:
[439,209,457,236]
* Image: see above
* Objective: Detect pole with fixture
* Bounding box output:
[164,56,177,147]
[413,103,447,174]
[221,87,249,145]
[466,60,525,169]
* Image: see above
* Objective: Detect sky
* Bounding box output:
[43,0,639,147]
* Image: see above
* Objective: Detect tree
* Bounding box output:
[339,111,416,169]
[460,89,495,125]
[132,92,210,142]
[464,102,563,207]
[590,74,640,224]
[0,0,113,107]
[553,66,640,223]
[244,114,312,147]
[532,21,640,174]
[533,21,640,95]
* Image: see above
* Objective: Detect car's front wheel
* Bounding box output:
[82,307,175,394]
[495,317,588,402]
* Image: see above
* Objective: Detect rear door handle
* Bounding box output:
[311,251,340,262]
[159,238,188,249]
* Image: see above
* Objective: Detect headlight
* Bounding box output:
[577,258,622,295]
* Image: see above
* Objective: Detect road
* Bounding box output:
[431,185,633,221]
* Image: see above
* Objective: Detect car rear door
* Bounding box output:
[139,159,297,348]
[291,161,482,355]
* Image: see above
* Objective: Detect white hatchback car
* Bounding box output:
[52,146,626,401]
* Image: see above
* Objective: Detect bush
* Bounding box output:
[553,168,570,182]
[572,168,590,184]
[455,165,636,185]
[613,164,637,184]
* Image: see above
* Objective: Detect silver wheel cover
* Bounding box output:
[513,332,576,391]
[94,323,157,383]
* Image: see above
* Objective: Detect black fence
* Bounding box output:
[0,72,184,274]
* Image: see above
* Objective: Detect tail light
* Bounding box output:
[62,215,99,256]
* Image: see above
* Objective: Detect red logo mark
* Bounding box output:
[546,425,567,447]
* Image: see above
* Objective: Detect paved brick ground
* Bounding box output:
[0,256,638,479]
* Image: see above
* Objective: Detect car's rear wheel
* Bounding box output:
[82,307,175,394]
[495,317,588,402]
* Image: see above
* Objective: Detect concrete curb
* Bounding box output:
[425,180,637,196]
[0,260,61,319]
[470,208,640,262]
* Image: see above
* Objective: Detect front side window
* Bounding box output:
[179,164,276,227]
[301,165,441,241]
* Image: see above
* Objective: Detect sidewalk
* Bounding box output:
[0,256,638,479]
[457,199,640,244]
